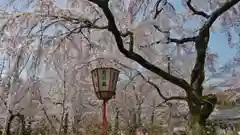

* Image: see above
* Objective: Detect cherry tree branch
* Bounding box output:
[191,0,240,92]
[88,0,192,92]
[187,0,240,116]
[186,0,210,18]
[138,72,186,102]
[152,24,197,45]
[37,17,107,35]
[114,59,186,103]
[153,25,169,34]
[168,36,197,44]
[204,0,240,29]
[154,0,167,19]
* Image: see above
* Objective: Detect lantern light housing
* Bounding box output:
[91,68,120,101]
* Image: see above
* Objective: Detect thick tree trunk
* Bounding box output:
[187,93,217,135]
[189,114,206,135]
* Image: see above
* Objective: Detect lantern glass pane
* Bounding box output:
[98,69,110,91]
[110,70,119,92]
[91,70,99,93]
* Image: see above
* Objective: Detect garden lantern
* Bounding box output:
[91,67,120,135]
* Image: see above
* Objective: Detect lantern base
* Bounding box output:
[96,91,115,101]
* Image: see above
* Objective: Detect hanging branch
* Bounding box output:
[115,60,186,103]
[138,72,186,103]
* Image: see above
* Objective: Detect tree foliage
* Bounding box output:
[0,0,240,134]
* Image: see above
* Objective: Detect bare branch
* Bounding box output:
[45,15,89,24]
[168,36,197,44]
[114,60,186,103]
[186,0,210,18]
[138,72,186,102]
[36,17,107,37]
[153,25,169,34]
[132,0,150,18]
[154,0,167,19]
[152,25,197,46]
[50,24,106,54]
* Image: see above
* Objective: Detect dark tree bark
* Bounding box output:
[6,111,26,135]
[63,113,68,134]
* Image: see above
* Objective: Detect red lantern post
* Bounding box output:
[91,68,120,135]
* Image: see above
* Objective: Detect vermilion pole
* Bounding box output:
[103,100,107,135]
